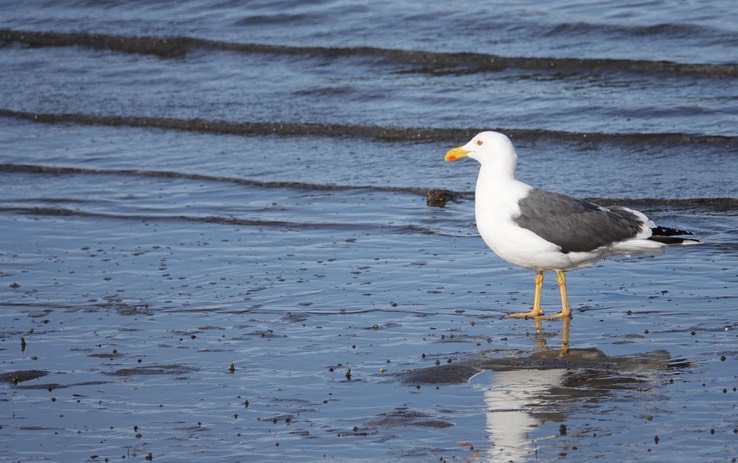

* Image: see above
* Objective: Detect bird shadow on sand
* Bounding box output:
[400,317,689,387]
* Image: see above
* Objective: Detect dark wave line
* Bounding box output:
[0,205,437,235]
[545,20,736,42]
[0,205,363,230]
[0,163,429,196]
[585,197,738,211]
[2,164,735,210]
[443,194,738,211]
[1,28,735,78]
[1,109,735,147]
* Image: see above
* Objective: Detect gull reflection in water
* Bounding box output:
[466,317,679,463]
[472,319,568,462]
[402,318,681,462]
[478,367,566,462]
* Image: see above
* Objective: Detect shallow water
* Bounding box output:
[1,1,737,462]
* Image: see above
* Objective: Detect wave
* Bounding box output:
[0,163,430,196]
[546,21,734,41]
[0,205,438,235]
[2,28,736,78]
[2,164,735,211]
[1,109,735,147]
[584,197,738,211]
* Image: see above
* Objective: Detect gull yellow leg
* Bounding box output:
[504,271,545,319]
[544,271,572,320]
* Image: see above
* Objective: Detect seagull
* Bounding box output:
[445,131,699,320]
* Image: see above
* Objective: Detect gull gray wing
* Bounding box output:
[513,189,645,253]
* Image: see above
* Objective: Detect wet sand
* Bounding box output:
[1,202,736,462]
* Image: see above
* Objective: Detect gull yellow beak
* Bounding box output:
[445,146,469,162]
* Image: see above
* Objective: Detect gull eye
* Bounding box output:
[476,140,483,146]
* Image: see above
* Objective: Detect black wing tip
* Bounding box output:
[651,226,694,236]
[649,226,701,245]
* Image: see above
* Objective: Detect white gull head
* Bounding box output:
[445,131,518,180]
